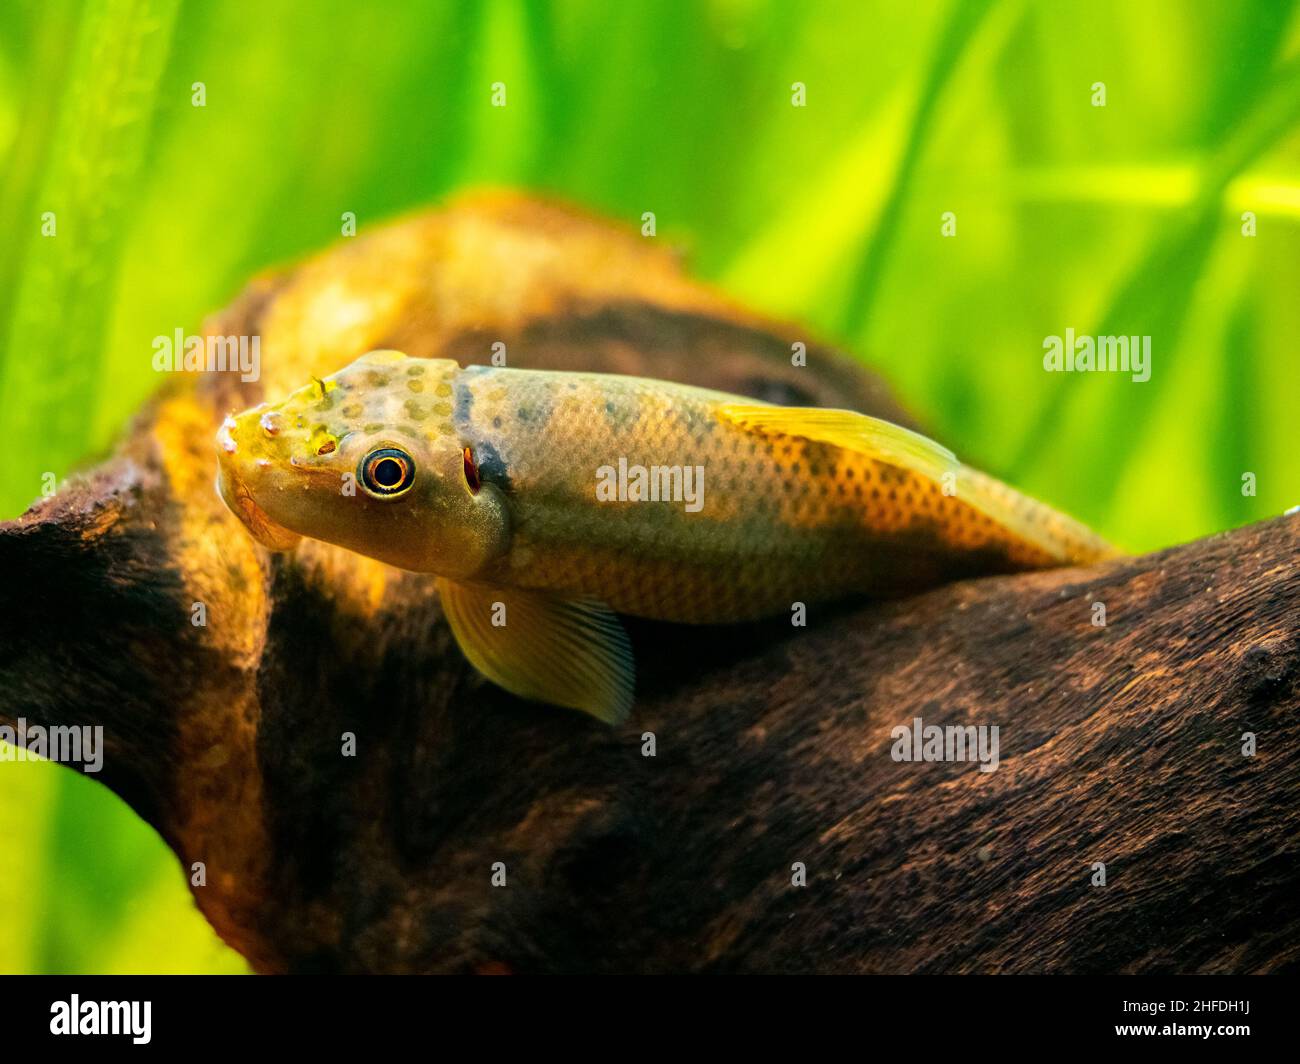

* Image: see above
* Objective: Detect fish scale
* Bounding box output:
[453,365,1110,620]
[217,350,1119,720]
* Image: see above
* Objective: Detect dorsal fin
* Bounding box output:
[717,404,958,484]
[718,403,1118,564]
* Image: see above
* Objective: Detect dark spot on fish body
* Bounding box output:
[470,439,511,491]
[675,407,702,434]
[600,396,642,435]
[514,399,558,431]
[453,380,474,429]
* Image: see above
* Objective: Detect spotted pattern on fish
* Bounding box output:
[216,350,1119,720]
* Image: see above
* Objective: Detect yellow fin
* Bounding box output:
[719,403,1118,564]
[955,467,1123,564]
[718,403,958,483]
[437,579,634,724]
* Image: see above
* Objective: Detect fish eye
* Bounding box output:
[360,447,415,499]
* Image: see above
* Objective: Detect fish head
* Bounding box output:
[215,350,510,577]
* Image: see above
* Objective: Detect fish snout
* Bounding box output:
[217,415,241,455]
[214,416,303,552]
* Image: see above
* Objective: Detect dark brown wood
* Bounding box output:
[2,194,1296,973]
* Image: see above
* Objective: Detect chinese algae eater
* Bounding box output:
[216,350,1118,722]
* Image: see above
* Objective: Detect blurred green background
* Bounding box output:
[1,0,1297,973]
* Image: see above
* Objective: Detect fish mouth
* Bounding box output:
[216,420,303,552]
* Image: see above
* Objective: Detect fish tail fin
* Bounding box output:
[955,465,1123,566]
[717,403,1121,567]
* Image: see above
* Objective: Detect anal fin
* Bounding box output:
[437,579,634,724]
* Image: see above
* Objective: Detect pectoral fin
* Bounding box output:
[437,580,634,724]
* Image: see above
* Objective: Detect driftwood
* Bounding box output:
[1,192,1297,974]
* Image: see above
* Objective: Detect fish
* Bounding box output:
[215,349,1120,723]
